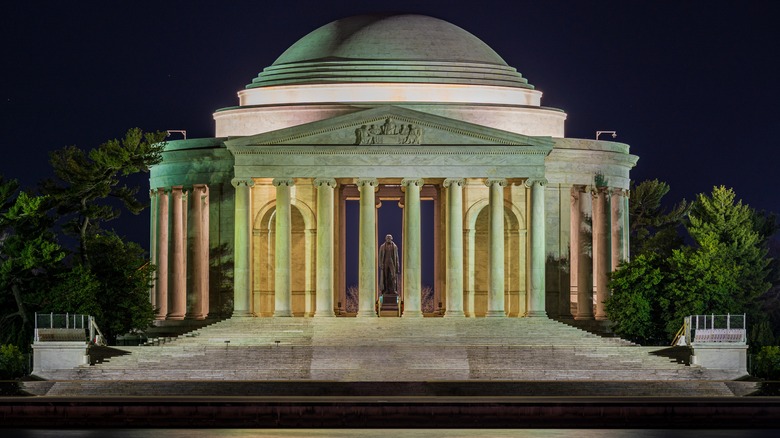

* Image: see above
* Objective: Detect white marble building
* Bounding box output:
[149,14,638,323]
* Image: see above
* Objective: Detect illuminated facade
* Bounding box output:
[149,14,638,323]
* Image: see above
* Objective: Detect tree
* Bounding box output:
[82,231,155,344]
[605,253,667,344]
[0,178,66,349]
[42,128,166,267]
[607,185,775,344]
[628,179,689,257]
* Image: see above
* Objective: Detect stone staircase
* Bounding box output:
[26,317,754,397]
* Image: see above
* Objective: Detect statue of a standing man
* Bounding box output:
[378,234,399,295]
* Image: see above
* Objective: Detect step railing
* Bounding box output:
[688,314,746,344]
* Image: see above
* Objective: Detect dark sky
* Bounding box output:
[1,0,778,249]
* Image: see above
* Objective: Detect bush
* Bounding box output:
[753,346,780,380]
[0,344,26,380]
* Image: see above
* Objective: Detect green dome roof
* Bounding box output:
[247,14,533,89]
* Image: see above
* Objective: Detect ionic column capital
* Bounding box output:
[485,177,507,188]
[401,177,424,188]
[314,178,337,188]
[231,177,255,188]
[272,178,295,187]
[524,178,548,189]
[355,177,378,188]
[611,187,628,197]
[443,178,464,188]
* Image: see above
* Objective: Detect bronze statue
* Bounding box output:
[378,234,399,295]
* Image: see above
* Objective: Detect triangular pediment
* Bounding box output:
[225,106,553,148]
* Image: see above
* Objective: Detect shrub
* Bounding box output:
[0,344,26,380]
[753,346,780,380]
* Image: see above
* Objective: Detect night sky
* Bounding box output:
[2,0,778,251]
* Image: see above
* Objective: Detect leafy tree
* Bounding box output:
[628,179,689,257]
[605,253,667,344]
[0,344,26,379]
[607,185,775,344]
[42,128,166,267]
[0,182,66,349]
[83,231,155,344]
[688,186,774,318]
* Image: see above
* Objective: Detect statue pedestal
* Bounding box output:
[379,292,400,317]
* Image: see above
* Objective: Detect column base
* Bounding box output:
[166,315,185,321]
[185,314,205,320]
[484,310,506,317]
[595,315,609,321]
[355,312,377,318]
[231,311,254,318]
[574,315,595,320]
[402,311,424,318]
[525,310,548,318]
[444,310,465,318]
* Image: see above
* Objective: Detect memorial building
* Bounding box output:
[148,14,638,323]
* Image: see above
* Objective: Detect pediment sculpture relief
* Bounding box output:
[355,118,423,145]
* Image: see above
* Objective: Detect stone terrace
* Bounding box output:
[26,317,754,397]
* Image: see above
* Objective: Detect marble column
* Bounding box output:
[186,184,208,320]
[356,178,378,318]
[402,178,424,318]
[273,178,294,317]
[443,178,465,317]
[568,186,581,319]
[154,188,169,320]
[575,186,594,320]
[485,178,506,317]
[314,178,336,317]
[611,188,626,270]
[167,186,186,320]
[232,178,254,317]
[526,178,548,317]
[594,187,610,320]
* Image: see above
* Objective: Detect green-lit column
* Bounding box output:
[444,178,465,317]
[526,178,548,317]
[273,178,294,317]
[168,186,186,320]
[485,178,506,317]
[356,178,378,318]
[154,187,169,320]
[314,178,337,317]
[232,177,254,318]
[594,187,610,320]
[402,178,423,318]
[610,188,625,270]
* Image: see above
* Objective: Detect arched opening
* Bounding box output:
[253,201,315,316]
[467,202,525,317]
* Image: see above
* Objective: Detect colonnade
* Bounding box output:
[231,176,548,318]
[570,186,629,320]
[150,185,210,320]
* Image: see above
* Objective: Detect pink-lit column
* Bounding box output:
[167,186,186,320]
[575,186,594,320]
[154,188,169,320]
[187,184,209,320]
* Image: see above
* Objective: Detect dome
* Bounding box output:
[246,14,533,89]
